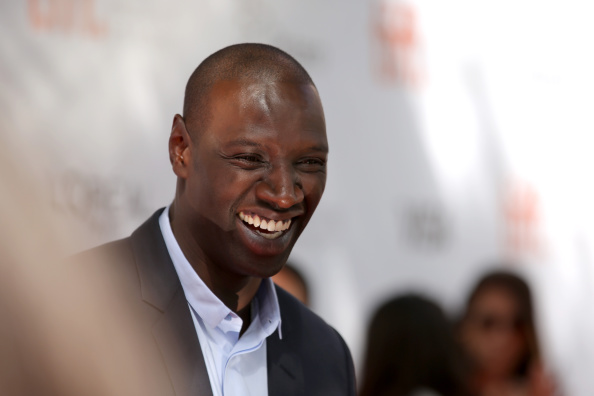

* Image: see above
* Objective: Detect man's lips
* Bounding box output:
[238,211,292,240]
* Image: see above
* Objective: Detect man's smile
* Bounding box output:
[238,211,293,240]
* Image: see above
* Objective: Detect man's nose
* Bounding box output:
[256,165,304,209]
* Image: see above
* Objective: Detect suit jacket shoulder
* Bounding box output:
[58,210,211,396]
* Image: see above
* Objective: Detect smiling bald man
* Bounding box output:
[64,43,356,396]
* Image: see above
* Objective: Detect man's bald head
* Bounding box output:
[182,43,316,135]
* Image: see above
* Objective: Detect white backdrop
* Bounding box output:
[2,1,594,394]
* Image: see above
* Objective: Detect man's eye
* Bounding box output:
[236,155,262,163]
[303,159,324,165]
[298,158,326,171]
[230,155,266,169]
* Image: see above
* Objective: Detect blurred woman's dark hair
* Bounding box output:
[359,293,471,396]
[459,270,540,379]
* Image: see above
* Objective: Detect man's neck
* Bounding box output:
[197,267,261,336]
[168,203,262,327]
[206,271,261,312]
[236,302,252,336]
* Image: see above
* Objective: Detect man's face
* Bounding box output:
[178,78,327,279]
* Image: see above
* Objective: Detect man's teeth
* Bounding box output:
[238,212,291,232]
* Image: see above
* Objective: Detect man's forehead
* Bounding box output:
[201,81,326,146]
[187,76,326,149]
[204,78,324,125]
[208,78,317,101]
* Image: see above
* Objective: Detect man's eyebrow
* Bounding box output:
[225,139,328,153]
[304,144,329,153]
[225,139,263,148]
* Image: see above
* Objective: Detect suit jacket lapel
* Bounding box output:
[130,209,213,396]
[266,326,304,396]
[152,288,213,396]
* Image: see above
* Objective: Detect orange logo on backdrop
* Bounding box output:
[28,0,107,37]
[504,182,544,259]
[371,0,425,87]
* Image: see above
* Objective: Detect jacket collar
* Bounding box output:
[130,208,180,312]
[129,209,213,396]
[266,287,304,396]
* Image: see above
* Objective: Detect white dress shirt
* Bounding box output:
[159,207,282,396]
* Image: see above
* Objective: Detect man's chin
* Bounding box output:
[235,255,289,279]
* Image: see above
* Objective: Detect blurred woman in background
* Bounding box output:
[359,293,471,396]
[458,270,558,396]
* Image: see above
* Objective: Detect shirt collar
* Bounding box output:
[255,272,283,339]
[158,206,282,337]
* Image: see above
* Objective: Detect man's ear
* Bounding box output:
[169,114,191,179]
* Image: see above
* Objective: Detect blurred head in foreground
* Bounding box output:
[359,293,470,396]
[0,140,162,395]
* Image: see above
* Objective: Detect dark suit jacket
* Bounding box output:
[68,209,356,396]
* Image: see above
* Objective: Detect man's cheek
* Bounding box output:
[305,181,325,202]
